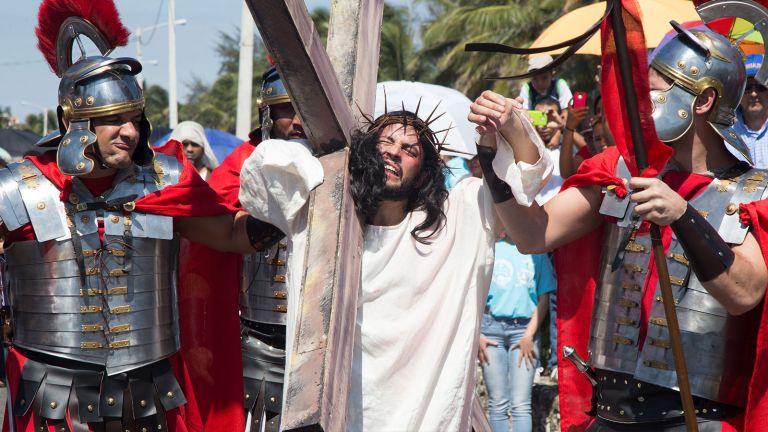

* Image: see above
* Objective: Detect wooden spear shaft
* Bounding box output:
[608,1,698,430]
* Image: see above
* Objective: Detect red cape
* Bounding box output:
[176,140,258,431]
[3,141,242,432]
[555,147,768,432]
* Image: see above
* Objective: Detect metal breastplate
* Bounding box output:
[0,156,183,376]
[240,241,288,325]
[590,160,768,407]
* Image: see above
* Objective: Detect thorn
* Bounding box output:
[425,100,443,124]
[383,86,389,115]
[426,111,446,125]
[414,97,423,118]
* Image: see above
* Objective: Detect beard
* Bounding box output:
[379,175,419,201]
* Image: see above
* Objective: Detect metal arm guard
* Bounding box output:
[246,216,285,251]
[476,145,514,203]
[670,204,735,282]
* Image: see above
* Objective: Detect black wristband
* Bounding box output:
[476,145,514,204]
[670,204,734,282]
[245,216,286,251]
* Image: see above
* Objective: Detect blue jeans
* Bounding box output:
[548,290,557,369]
[480,314,539,432]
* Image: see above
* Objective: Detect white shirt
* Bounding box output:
[238,123,553,432]
[346,178,495,432]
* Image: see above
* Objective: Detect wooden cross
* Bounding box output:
[244,1,383,430]
[245,3,492,431]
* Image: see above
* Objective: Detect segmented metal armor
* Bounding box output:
[590,157,768,423]
[241,66,292,432]
[0,155,187,430]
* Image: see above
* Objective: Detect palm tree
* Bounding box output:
[378,4,420,82]
[419,0,597,98]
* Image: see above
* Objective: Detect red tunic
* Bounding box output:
[2,141,241,432]
[555,146,768,432]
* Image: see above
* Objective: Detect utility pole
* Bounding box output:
[168,0,178,128]
[236,1,255,139]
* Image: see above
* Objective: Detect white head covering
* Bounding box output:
[0,147,13,165]
[169,121,219,170]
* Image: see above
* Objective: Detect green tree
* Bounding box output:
[418,0,599,98]
[144,83,170,131]
[179,29,272,133]
[22,110,58,136]
[380,4,430,82]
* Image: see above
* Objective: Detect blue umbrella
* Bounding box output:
[155,128,244,163]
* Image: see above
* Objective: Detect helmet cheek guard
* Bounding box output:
[57,119,97,176]
[650,86,696,143]
[258,66,291,141]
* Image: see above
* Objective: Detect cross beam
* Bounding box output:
[245,1,383,430]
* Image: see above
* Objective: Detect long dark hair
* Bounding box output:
[349,111,448,244]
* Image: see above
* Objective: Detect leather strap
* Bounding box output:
[246,216,286,251]
[476,145,514,203]
[670,204,735,282]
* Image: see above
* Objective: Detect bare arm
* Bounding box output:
[175,211,260,254]
[469,90,604,253]
[560,106,589,179]
[514,293,550,369]
[523,293,549,341]
[704,231,767,315]
[630,176,767,315]
[494,185,604,254]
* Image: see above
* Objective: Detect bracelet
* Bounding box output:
[565,126,576,132]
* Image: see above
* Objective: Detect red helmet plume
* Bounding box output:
[35,0,130,75]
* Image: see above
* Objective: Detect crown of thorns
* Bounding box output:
[356,89,465,155]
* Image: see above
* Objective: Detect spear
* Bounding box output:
[608,1,698,430]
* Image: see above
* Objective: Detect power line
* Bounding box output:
[138,0,166,46]
[0,59,46,67]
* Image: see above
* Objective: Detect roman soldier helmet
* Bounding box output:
[35,0,152,176]
[650,0,768,163]
[649,21,751,160]
[258,66,292,140]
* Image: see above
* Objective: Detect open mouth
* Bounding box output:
[383,161,401,178]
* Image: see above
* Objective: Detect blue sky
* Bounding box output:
[1,0,411,125]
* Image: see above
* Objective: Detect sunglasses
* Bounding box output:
[745,83,768,93]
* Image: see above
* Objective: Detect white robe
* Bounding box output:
[239,127,551,432]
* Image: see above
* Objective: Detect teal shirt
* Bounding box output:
[486,240,556,319]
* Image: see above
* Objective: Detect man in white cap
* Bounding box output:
[519,54,573,111]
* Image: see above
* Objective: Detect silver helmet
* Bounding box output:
[258,66,292,141]
[649,22,749,161]
[35,0,152,176]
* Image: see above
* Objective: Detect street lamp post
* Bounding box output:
[168,0,178,128]
[132,19,187,89]
[21,101,49,136]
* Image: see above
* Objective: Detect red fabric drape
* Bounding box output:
[175,140,258,431]
[557,147,768,432]
[600,0,672,178]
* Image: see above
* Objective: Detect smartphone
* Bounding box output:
[573,92,587,109]
[528,110,547,126]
